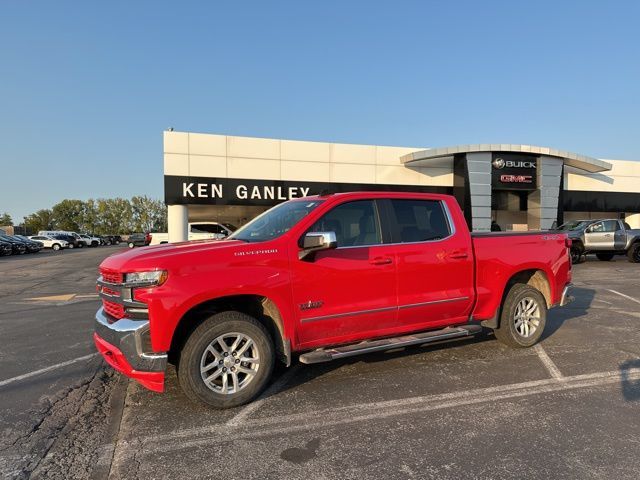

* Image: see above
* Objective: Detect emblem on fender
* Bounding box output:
[300,300,323,311]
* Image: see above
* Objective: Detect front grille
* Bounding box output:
[101,269,122,284]
[100,268,125,319]
[98,268,148,321]
[103,300,125,319]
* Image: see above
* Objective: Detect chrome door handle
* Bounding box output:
[370,257,393,265]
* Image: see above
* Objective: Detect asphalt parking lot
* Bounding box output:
[1,250,640,479]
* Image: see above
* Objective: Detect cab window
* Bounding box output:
[587,222,604,233]
[602,220,620,232]
[307,200,382,247]
[389,199,451,243]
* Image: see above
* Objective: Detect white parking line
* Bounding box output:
[226,364,302,426]
[534,344,564,380]
[607,289,640,306]
[0,353,98,388]
[119,367,640,459]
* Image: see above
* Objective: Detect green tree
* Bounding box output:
[0,212,13,225]
[131,196,167,232]
[51,199,85,232]
[97,198,133,234]
[79,199,99,234]
[23,209,54,233]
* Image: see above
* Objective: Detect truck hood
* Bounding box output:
[100,239,247,272]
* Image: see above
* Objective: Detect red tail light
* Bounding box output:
[565,238,572,248]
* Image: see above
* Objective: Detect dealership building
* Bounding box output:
[163,130,640,241]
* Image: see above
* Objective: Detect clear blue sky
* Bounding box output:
[1,1,639,222]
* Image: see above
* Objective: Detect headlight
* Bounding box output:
[124,270,168,286]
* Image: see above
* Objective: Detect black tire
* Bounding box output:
[177,311,275,409]
[52,244,61,251]
[596,253,614,261]
[570,245,584,264]
[91,241,98,247]
[68,243,74,249]
[493,283,547,348]
[628,243,640,263]
[128,242,135,248]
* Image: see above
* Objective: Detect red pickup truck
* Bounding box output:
[94,192,572,408]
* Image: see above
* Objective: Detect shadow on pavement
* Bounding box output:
[261,329,497,400]
[620,359,640,401]
[541,286,596,341]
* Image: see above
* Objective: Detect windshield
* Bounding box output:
[556,220,592,231]
[229,200,324,243]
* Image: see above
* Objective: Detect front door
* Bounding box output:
[291,200,398,348]
[585,221,616,250]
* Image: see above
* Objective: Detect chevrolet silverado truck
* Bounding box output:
[556,219,640,263]
[94,192,573,408]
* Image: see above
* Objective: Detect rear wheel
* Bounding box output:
[570,245,584,264]
[493,284,547,348]
[177,311,275,409]
[52,244,61,251]
[628,243,640,263]
[128,242,135,248]
[596,253,614,261]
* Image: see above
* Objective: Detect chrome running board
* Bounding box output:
[299,325,482,364]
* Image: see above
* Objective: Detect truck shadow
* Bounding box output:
[540,286,596,341]
[267,330,497,399]
[267,288,596,400]
[620,359,640,401]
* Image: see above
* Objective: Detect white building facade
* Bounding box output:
[163,131,640,241]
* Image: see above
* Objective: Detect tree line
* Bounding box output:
[6,196,168,235]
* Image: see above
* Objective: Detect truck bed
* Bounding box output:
[470,231,570,322]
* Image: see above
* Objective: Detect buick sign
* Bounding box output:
[492,157,536,169]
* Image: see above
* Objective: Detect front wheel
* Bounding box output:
[128,242,134,248]
[596,253,614,261]
[52,244,61,251]
[177,311,275,409]
[493,283,547,348]
[68,243,74,249]
[628,243,640,263]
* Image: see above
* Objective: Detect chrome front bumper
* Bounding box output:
[560,283,574,307]
[94,307,167,372]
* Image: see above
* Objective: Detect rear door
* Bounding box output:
[614,220,627,250]
[291,199,398,347]
[385,198,474,330]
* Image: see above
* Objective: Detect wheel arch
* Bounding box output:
[482,268,552,329]
[169,294,290,367]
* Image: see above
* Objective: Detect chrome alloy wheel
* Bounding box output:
[200,332,260,395]
[513,297,541,338]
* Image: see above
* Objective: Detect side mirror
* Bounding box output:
[299,232,337,260]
